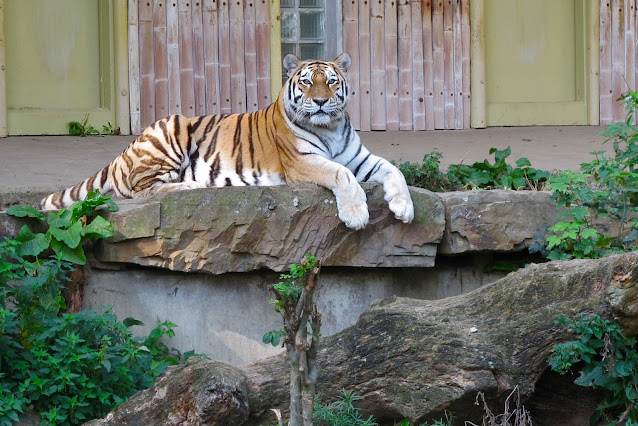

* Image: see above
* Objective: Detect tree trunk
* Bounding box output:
[86,252,638,426]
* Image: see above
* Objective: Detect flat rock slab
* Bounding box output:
[96,183,445,274]
[438,190,559,254]
[0,187,564,274]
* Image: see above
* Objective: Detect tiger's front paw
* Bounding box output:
[335,185,369,230]
[338,201,370,230]
[388,192,414,224]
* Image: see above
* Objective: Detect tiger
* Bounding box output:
[39,53,414,230]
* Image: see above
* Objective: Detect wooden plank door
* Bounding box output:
[483,0,593,126]
[4,0,116,135]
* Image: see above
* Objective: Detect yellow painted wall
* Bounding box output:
[4,0,116,135]
[484,0,591,126]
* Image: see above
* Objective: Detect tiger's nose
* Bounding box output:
[314,97,328,106]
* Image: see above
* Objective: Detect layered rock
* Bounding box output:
[437,190,558,254]
[96,183,446,274]
[0,186,564,275]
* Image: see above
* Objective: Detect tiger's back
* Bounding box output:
[39,104,291,210]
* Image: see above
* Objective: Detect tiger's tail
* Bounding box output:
[38,166,113,210]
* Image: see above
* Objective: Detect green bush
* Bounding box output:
[394,152,461,192]
[448,146,550,190]
[0,192,195,425]
[395,147,550,192]
[549,314,638,425]
[536,92,638,260]
[314,389,378,426]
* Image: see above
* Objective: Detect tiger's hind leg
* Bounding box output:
[132,181,205,198]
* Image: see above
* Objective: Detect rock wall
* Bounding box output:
[0,184,564,364]
[89,184,560,273]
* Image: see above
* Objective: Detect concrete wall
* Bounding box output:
[82,253,508,366]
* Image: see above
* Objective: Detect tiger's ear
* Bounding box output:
[334,53,351,72]
[283,54,301,77]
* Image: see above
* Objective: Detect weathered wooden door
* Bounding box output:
[4,0,115,135]
[483,0,593,125]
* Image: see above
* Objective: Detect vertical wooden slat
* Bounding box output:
[139,0,156,128]
[167,0,182,115]
[218,0,232,113]
[255,0,271,108]
[270,0,282,101]
[359,0,371,131]
[192,0,206,116]
[128,0,141,133]
[469,0,486,128]
[411,0,425,130]
[611,0,625,120]
[625,0,636,96]
[344,0,361,129]
[432,0,444,129]
[452,0,463,129]
[115,0,132,135]
[385,0,400,131]
[153,0,169,120]
[178,0,195,116]
[600,0,613,124]
[370,0,386,130]
[461,0,470,128]
[244,1,259,111]
[397,0,412,130]
[203,0,221,114]
[443,0,454,129]
[422,0,434,130]
[229,0,247,112]
[588,0,600,126]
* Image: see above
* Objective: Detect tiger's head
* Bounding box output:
[281,53,351,128]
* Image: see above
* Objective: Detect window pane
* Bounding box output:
[280,0,295,7]
[300,0,323,7]
[299,12,323,40]
[282,44,296,57]
[281,11,298,41]
[300,44,324,60]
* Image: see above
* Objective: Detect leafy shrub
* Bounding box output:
[263,253,320,348]
[395,147,550,192]
[448,146,550,191]
[537,92,638,260]
[0,192,195,425]
[549,314,638,425]
[314,389,378,426]
[394,152,461,192]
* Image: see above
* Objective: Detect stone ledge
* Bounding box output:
[437,190,559,254]
[0,186,564,274]
[96,183,445,274]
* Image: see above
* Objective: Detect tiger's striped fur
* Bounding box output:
[39,53,413,230]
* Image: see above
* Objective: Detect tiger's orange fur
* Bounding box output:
[40,53,413,230]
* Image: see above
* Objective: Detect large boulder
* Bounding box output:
[85,252,638,425]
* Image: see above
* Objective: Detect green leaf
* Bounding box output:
[615,360,633,377]
[7,204,44,221]
[574,365,603,387]
[50,238,86,264]
[84,216,114,239]
[49,220,84,249]
[516,157,532,168]
[123,317,144,328]
[15,225,50,257]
